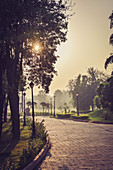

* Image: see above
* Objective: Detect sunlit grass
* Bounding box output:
[56,110,113,123]
[0,118,47,169]
[88,110,113,123]
[0,119,32,167]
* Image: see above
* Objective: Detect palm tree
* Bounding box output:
[105,11,113,70]
[40,102,47,114]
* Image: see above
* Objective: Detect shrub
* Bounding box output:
[18,138,44,169]
[35,112,50,116]
[0,120,47,170]
[70,115,89,120]
[56,113,72,119]
[71,110,76,113]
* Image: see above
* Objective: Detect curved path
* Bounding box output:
[35,116,113,170]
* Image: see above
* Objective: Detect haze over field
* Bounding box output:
[27,0,113,97]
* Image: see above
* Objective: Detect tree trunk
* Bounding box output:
[92,102,94,111]
[4,95,9,123]
[6,45,21,140]
[0,63,5,141]
[0,95,4,141]
[9,91,20,140]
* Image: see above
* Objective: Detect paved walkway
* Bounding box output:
[35,116,113,170]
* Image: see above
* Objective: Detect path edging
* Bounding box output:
[23,136,51,170]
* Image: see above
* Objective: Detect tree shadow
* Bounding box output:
[0,120,20,165]
[0,138,19,165]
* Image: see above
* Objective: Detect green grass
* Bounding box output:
[88,110,113,123]
[56,110,113,123]
[70,114,89,121]
[0,118,47,169]
[56,113,72,119]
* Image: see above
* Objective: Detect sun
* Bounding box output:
[34,44,39,51]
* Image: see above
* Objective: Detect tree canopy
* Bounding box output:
[67,67,108,111]
[0,0,73,140]
[105,11,113,70]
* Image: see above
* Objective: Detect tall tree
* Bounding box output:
[54,89,63,108]
[0,0,73,140]
[67,67,108,111]
[96,76,113,112]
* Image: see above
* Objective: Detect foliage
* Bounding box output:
[18,138,44,169]
[105,11,113,70]
[70,114,89,120]
[54,89,72,109]
[56,113,72,119]
[35,112,50,116]
[56,110,113,123]
[96,76,113,112]
[93,95,101,109]
[0,0,73,139]
[88,110,113,122]
[0,119,47,170]
[67,67,108,111]
[63,102,70,113]
[0,0,73,91]
[26,101,32,108]
[40,102,49,113]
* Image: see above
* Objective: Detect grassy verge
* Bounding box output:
[56,110,113,123]
[0,118,47,170]
[88,110,113,123]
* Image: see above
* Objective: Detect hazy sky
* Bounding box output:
[49,0,113,95]
[27,0,113,98]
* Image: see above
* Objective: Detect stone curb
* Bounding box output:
[23,136,51,170]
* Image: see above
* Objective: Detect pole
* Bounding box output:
[76,94,79,116]
[31,87,36,135]
[23,92,26,126]
[54,95,55,117]
[50,98,52,115]
[22,91,23,112]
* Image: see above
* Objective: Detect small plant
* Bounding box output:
[0,119,47,170]
[56,113,72,119]
[70,114,89,120]
[18,138,44,169]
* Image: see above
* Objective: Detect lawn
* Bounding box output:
[88,110,113,123]
[0,118,47,170]
[56,110,113,123]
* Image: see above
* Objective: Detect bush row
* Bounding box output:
[56,113,89,120]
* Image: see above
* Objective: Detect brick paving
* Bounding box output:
[35,116,113,170]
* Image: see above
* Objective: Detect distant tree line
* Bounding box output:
[67,67,108,111]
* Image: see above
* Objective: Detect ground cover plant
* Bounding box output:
[70,114,89,121]
[56,110,113,123]
[56,113,72,119]
[0,118,47,170]
[88,110,113,123]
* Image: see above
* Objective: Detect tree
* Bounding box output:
[54,90,63,108]
[0,0,73,140]
[63,102,69,113]
[87,67,108,111]
[46,103,50,114]
[93,95,101,109]
[34,102,37,108]
[67,67,108,111]
[68,74,90,111]
[105,11,113,70]
[96,76,113,112]
[40,102,47,114]
[26,101,32,108]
